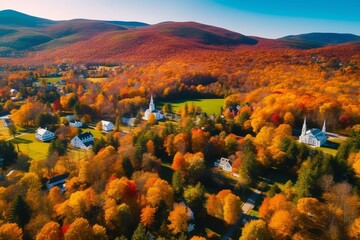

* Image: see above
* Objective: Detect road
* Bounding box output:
[326,131,348,141]
[221,174,273,240]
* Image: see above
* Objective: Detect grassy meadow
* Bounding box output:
[160,98,224,115]
[10,133,49,160]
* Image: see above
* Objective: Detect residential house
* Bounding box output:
[214,157,232,172]
[71,132,94,150]
[46,173,69,193]
[3,118,13,128]
[299,118,327,147]
[35,127,55,142]
[101,120,114,131]
[9,89,18,95]
[69,120,82,128]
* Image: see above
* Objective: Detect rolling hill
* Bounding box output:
[0,9,54,27]
[0,9,359,63]
[279,33,360,49]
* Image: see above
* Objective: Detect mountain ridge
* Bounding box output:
[0,9,359,63]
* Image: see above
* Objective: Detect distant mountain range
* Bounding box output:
[279,33,360,49]
[0,9,359,63]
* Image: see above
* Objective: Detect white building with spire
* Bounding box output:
[143,95,164,121]
[299,118,327,147]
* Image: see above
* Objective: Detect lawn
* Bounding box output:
[39,77,62,84]
[10,133,49,160]
[317,138,343,156]
[0,123,11,140]
[8,128,102,161]
[160,98,224,115]
[83,127,105,140]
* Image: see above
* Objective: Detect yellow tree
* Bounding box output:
[190,237,206,240]
[36,222,62,240]
[168,203,191,235]
[223,193,242,225]
[240,219,271,240]
[349,217,360,239]
[105,177,129,203]
[284,112,295,126]
[0,223,23,240]
[147,113,156,125]
[269,210,294,239]
[65,218,94,240]
[146,178,174,207]
[348,152,360,178]
[92,224,108,240]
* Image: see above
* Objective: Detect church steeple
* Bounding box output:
[322,119,326,133]
[301,117,307,136]
[149,95,155,112]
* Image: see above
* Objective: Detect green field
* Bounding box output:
[7,127,103,161]
[10,133,50,160]
[160,98,224,115]
[39,77,62,84]
[316,138,343,156]
[82,127,105,140]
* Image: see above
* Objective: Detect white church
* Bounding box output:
[143,95,164,121]
[299,118,327,147]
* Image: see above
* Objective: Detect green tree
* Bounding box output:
[172,171,184,199]
[8,195,31,228]
[122,157,134,178]
[35,113,58,128]
[48,139,68,156]
[239,151,257,185]
[8,124,17,138]
[236,110,250,126]
[162,103,173,113]
[183,182,206,218]
[93,137,106,154]
[131,223,147,240]
[0,140,18,167]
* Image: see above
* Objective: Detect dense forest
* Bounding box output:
[0,35,359,240]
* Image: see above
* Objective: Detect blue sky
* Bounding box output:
[1,0,360,38]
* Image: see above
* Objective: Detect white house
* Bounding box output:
[35,127,55,142]
[215,157,232,172]
[3,118,13,128]
[9,89,18,95]
[71,132,94,149]
[143,95,164,121]
[101,120,114,131]
[69,120,82,128]
[46,173,69,193]
[299,118,327,147]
